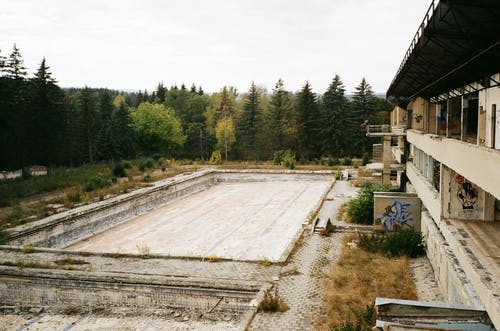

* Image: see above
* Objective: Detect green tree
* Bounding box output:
[349,78,376,155]
[296,81,319,159]
[156,82,166,103]
[96,90,114,160]
[110,101,136,160]
[130,102,185,153]
[29,58,64,165]
[320,75,348,156]
[77,87,98,163]
[215,117,236,161]
[237,82,263,160]
[265,79,295,154]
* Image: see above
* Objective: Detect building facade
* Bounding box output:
[377,0,500,328]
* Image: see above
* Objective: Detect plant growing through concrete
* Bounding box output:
[346,181,390,224]
[260,258,272,267]
[22,244,35,253]
[258,289,289,313]
[206,255,220,262]
[136,243,151,259]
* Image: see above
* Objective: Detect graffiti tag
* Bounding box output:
[376,199,414,229]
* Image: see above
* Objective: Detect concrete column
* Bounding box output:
[382,136,392,186]
[446,98,451,138]
[483,192,496,221]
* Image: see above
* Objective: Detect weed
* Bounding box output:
[258,289,289,313]
[22,244,35,253]
[358,228,425,258]
[136,243,151,259]
[142,173,152,183]
[281,149,296,169]
[331,305,376,331]
[66,190,82,203]
[206,255,219,262]
[260,259,272,267]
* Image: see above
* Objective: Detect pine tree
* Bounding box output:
[29,58,64,165]
[190,83,197,94]
[266,79,294,153]
[237,82,262,160]
[350,78,375,155]
[96,90,114,160]
[0,49,5,75]
[156,82,166,103]
[197,85,204,95]
[110,101,135,159]
[77,87,98,163]
[320,75,348,156]
[4,44,27,80]
[296,81,319,158]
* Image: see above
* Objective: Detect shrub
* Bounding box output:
[273,150,284,165]
[112,164,126,177]
[66,190,82,203]
[328,157,339,166]
[358,228,425,258]
[343,157,352,166]
[84,176,109,192]
[0,229,8,245]
[138,160,147,171]
[142,173,152,183]
[209,150,222,165]
[151,153,163,161]
[22,243,35,253]
[111,176,117,184]
[121,160,132,169]
[362,153,370,166]
[281,149,295,169]
[145,158,154,168]
[346,181,389,224]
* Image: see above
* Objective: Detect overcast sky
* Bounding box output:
[1,0,430,94]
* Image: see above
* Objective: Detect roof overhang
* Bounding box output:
[387,0,500,105]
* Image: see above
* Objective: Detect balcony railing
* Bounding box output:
[366,124,407,136]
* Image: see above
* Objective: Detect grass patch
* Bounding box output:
[320,235,417,330]
[258,290,289,313]
[22,244,35,253]
[260,258,272,267]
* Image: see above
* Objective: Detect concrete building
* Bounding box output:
[370,0,500,328]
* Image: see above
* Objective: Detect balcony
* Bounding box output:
[407,129,500,199]
[366,125,406,137]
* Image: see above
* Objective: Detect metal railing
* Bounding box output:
[389,0,437,89]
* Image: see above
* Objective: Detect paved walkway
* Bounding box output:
[249,180,358,330]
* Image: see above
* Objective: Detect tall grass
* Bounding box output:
[320,235,417,330]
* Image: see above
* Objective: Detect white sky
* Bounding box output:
[0,0,430,94]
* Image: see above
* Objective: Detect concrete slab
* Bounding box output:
[67,180,331,262]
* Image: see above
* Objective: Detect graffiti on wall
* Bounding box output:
[455,175,478,210]
[375,199,414,230]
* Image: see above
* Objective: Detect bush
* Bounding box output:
[111,176,117,184]
[84,175,109,192]
[121,160,132,169]
[343,157,352,166]
[151,153,163,161]
[258,290,289,313]
[112,164,126,177]
[209,150,222,165]
[138,160,147,171]
[273,150,284,165]
[66,190,82,203]
[0,228,8,245]
[142,173,152,183]
[346,181,389,224]
[145,158,154,168]
[358,228,425,258]
[281,149,295,169]
[362,153,370,166]
[328,157,339,166]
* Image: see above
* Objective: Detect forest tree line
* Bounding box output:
[0,44,392,170]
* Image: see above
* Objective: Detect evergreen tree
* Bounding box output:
[156,82,166,103]
[349,78,376,155]
[96,90,114,160]
[319,75,348,156]
[4,44,27,80]
[237,82,262,160]
[110,101,136,159]
[296,81,319,158]
[197,85,204,95]
[29,58,64,165]
[265,79,295,153]
[77,87,98,163]
[0,49,5,75]
[190,83,197,94]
